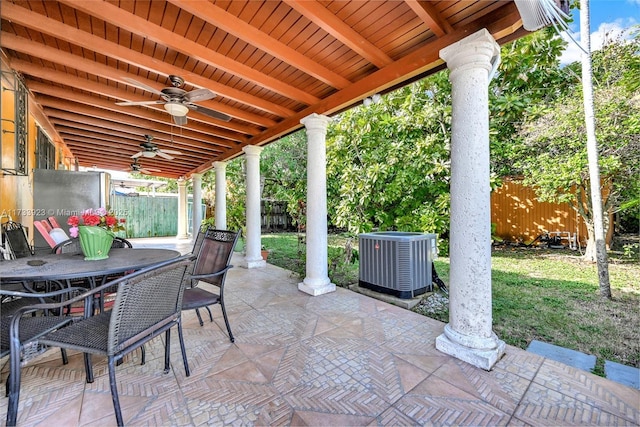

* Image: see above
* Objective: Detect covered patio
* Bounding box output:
[2,0,541,372]
[1,243,638,426]
[4,2,639,424]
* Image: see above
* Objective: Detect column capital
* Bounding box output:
[301,113,331,132]
[439,28,499,74]
[177,177,187,187]
[212,161,227,170]
[242,145,264,157]
[191,172,202,181]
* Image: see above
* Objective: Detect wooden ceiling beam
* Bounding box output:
[18,70,257,138]
[55,127,223,158]
[49,118,222,152]
[404,0,454,37]
[41,105,234,155]
[60,135,211,164]
[42,107,233,152]
[62,149,185,178]
[1,33,276,128]
[31,91,241,145]
[59,0,319,105]
[168,0,351,89]
[0,4,294,117]
[284,0,393,69]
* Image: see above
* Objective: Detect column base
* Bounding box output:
[298,279,336,296]
[241,256,266,269]
[435,324,505,370]
[176,233,190,240]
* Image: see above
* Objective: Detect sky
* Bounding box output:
[560,0,639,64]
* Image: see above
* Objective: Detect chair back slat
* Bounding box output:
[185,230,208,275]
[193,230,239,287]
[108,258,191,353]
[2,221,34,259]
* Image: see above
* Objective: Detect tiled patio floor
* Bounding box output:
[2,241,639,426]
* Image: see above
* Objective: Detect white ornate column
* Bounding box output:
[298,113,336,296]
[435,29,505,370]
[213,161,227,230]
[176,177,189,239]
[191,173,203,235]
[242,145,265,269]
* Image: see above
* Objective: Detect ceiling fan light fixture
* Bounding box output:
[164,102,189,117]
[141,151,155,158]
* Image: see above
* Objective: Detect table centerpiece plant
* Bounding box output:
[67,208,126,260]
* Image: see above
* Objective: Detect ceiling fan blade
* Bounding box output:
[173,114,188,126]
[187,104,232,122]
[156,151,174,160]
[131,152,145,159]
[159,149,182,155]
[122,77,166,97]
[116,100,164,106]
[184,88,215,103]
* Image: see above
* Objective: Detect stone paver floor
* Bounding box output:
[2,239,639,426]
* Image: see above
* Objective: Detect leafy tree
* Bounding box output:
[326,73,452,236]
[260,131,308,229]
[489,27,573,176]
[515,34,640,261]
[202,157,246,233]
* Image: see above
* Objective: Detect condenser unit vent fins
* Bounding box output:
[359,232,437,299]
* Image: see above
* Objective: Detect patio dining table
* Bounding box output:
[0,248,181,292]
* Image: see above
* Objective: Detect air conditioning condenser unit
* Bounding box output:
[359,231,437,299]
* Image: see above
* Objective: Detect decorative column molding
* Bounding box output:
[242,145,265,269]
[298,113,336,296]
[176,177,189,239]
[191,173,203,236]
[435,29,505,370]
[213,161,227,230]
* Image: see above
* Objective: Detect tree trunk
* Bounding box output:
[583,221,597,262]
[580,0,611,299]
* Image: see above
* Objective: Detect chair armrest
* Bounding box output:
[1,286,86,300]
[190,265,232,283]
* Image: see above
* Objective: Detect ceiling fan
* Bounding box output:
[128,159,160,175]
[116,75,232,125]
[131,135,182,160]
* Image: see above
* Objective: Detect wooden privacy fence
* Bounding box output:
[261,200,294,231]
[112,196,292,238]
[111,195,178,238]
[491,179,588,245]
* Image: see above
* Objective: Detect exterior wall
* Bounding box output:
[491,179,588,245]
[1,71,37,245]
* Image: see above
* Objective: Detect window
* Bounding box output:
[1,70,28,176]
[36,127,56,170]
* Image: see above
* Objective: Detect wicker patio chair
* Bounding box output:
[52,238,83,255]
[181,229,239,342]
[1,220,34,259]
[2,286,85,427]
[52,236,133,311]
[111,237,133,248]
[37,255,194,427]
[52,236,131,255]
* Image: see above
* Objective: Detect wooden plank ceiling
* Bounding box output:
[1,0,527,179]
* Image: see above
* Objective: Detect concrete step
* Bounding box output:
[526,340,640,390]
[605,360,640,390]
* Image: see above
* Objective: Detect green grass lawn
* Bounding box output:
[261,232,640,371]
